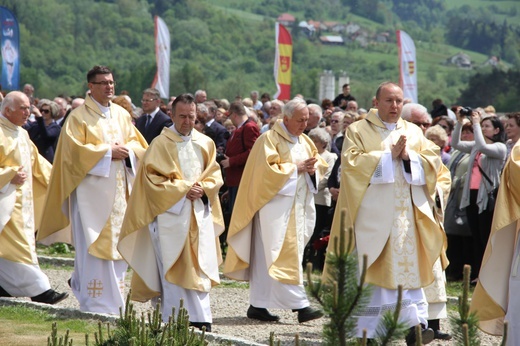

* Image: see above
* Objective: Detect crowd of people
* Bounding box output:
[1,65,520,345]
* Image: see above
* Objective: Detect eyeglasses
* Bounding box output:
[330,119,340,124]
[91,81,116,86]
[40,109,51,114]
[141,98,158,103]
[413,122,431,128]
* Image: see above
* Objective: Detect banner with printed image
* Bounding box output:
[396,30,417,103]
[0,7,20,91]
[151,16,170,99]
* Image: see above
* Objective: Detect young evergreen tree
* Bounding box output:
[306,209,408,345]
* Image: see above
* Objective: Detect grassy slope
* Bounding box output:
[208,0,504,106]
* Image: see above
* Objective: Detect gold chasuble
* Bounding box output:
[470,140,520,336]
[0,116,51,264]
[224,120,327,285]
[118,128,224,302]
[37,96,148,259]
[325,109,447,290]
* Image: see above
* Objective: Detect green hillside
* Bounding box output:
[1,0,519,110]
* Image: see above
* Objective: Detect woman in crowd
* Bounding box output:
[425,125,451,165]
[444,122,474,281]
[24,99,61,163]
[432,115,455,153]
[505,112,520,158]
[451,109,507,281]
[305,127,337,271]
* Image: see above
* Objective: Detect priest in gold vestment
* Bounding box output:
[224,98,327,323]
[37,66,147,314]
[118,94,224,332]
[326,83,447,344]
[470,139,520,345]
[0,91,68,304]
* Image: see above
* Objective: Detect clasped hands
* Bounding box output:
[391,135,410,161]
[11,166,27,185]
[297,157,317,175]
[186,182,204,201]
[111,142,129,160]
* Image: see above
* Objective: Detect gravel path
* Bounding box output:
[4,261,504,345]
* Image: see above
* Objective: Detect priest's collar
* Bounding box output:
[90,95,111,119]
[169,124,192,141]
[376,112,398,131]
[280,121,300,143]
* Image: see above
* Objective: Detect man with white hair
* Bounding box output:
[194,89,207,104]
[250,90,263,110]
[401,103,432,134]
[224,98,327,323]
[0,91,68,304]
[305,103,322,135]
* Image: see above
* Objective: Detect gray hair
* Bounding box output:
[425,124,448,146]
[307,103,322,117]
[142,88,161,99]
[197,103,208,114]
[39,99,61,119]
[282,98,307,119]
[308,127,331,151]
[401,103,430,121]
[195,90,206,98]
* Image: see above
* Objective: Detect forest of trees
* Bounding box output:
[1,0,520,110]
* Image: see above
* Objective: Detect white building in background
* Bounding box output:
[319,70,335,101]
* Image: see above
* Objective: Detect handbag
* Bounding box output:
[444,179,472,236]
[478,164,499,213]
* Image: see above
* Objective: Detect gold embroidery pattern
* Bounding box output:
[391,153,420,289]
[18,133,36,262]
[103,116,127,259]
[289,140,310,271]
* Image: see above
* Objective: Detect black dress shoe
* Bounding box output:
[433,330,452,340]
[247,305,280,322]
[405,325,434,345]
[189,322,211,332]
[31,289,69,305]
[294,306,324,323]
[0,285,12,297]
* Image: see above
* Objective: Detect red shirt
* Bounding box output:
[224,119,260,186]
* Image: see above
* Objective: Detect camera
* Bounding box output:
[459,107,473,117]
[216,151,225,164]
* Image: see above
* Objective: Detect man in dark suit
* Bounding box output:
[135,88,172,144]
[199,103,227,152]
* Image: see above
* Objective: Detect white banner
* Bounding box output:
[396,30,417,103]
[152,16,170,99]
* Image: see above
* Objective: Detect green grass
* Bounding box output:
[446,280,474,299]
[37,243,75,259]
[213,5,266,22]
[0,305,99,346]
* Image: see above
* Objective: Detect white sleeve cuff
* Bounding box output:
[88,147,112,177]
[278,166,297,196]
[370,151,395,184]
[402,150,425,185]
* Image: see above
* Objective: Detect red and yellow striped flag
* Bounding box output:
[273,23,292,100]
